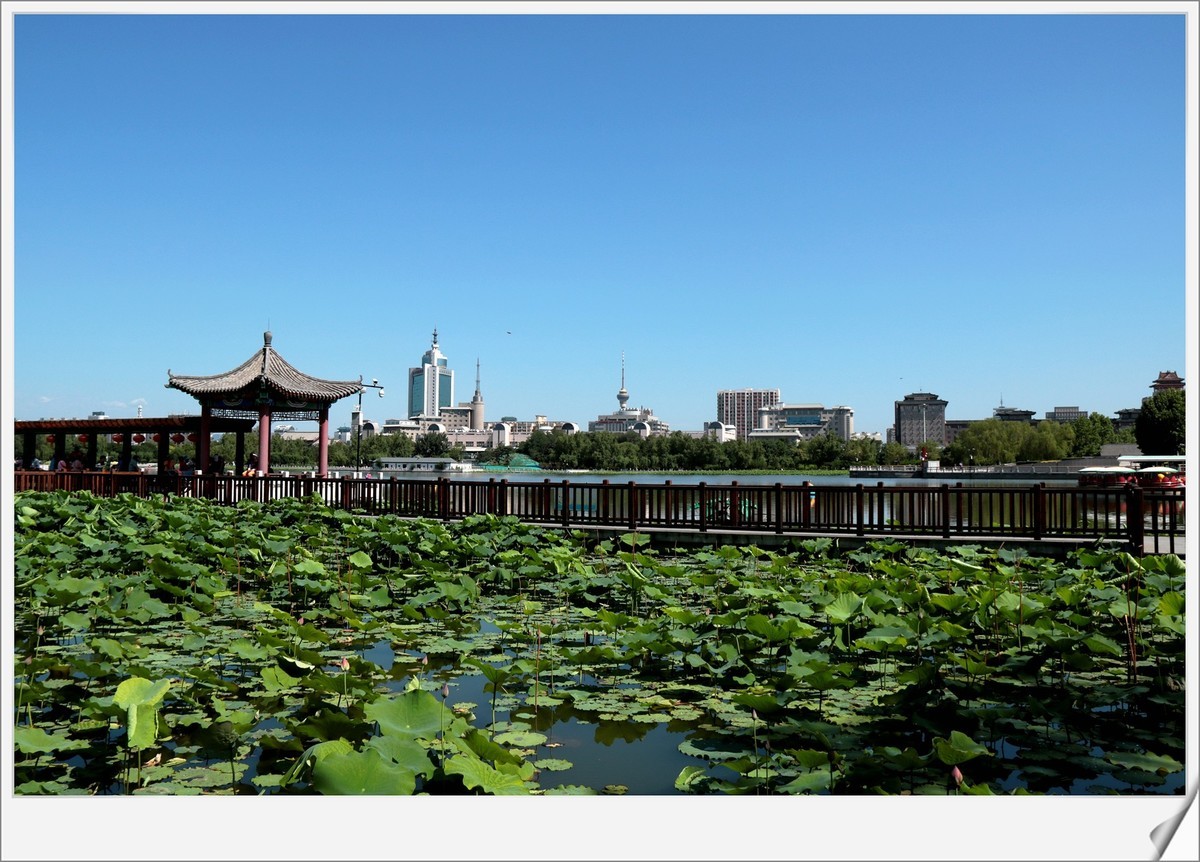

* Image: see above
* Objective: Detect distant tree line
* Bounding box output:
[17,390,1182,471]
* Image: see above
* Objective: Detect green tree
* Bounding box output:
[413,432,450,458]
[1069,412,1117,457]
[1135,389,1186,455]
[878,441,913,466]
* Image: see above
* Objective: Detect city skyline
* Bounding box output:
[5,8,1194,440]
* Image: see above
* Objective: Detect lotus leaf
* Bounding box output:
[494,730,548,748]
[312,749,417,795]
[13,725,90,755]
[443,754,531,795]
[365,689,446,739]
[933,731,990,766]
[778,770,831,794]
[113,676,171,750]
[1106,751,1183,775]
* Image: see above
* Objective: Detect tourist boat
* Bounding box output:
[1077,466,1137,488]
[1133,466,1185,489]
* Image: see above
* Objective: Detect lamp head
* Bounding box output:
[379,389,385,398]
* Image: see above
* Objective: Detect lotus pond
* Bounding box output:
[12,490,1187,797]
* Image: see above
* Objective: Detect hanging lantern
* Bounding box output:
[112,433,124,444]
[132,434,146,444]
[78,434,89,444]
[187,433,199,443]
[46,434,55,444]
[152,434,161,443]
[171,433,185,444]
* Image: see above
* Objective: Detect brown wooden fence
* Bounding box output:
[13,471,1186,556]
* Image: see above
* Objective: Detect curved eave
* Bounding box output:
[167,347,363,403]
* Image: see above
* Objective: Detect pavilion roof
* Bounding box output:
[166,331,363,403]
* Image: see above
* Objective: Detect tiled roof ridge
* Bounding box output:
[167,332,362,402]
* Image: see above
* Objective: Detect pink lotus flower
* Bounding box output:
[340,656,350,672]
[441,682,450,699]
[951,766,963,787]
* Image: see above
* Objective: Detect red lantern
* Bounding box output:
[171,433,185,444]
[187,433,199,443]
[78,434,89,444]
[112,433,124,444]
[133,434,146,444]
[152,434,161,443]
[46,434,55,444]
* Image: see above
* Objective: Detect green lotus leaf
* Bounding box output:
[365,689,445,739]
[494,730,548,748]
[444,754,531,795]
[276,654,316,677]
[1082,634,1122,656]
[312,749,417,795]
[113,676,171,750]
[1158,591,1185,616]
[365,737,436,777]
[347,550,373,570]
[13,725,90,755]
[281,739,354,786]
[933,731,990,766]
[777,770,830,794]
[292,558,327,577]
[1106,751,1183,775]
[825,593,862,623]
[674,765,708,791]
[541,784,600,795]
[533,758,574,771]
[452,728,523,767]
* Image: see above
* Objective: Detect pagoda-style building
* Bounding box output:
[1151,370,1185,391]
[167,331,362,476]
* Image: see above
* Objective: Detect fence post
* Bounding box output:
[438,477,450,520]
[499,479,508,517]
[600,479,609,523]
[1127,483,1145,554]
[628,481,638,531]
[698,481,708,533]
[1032,483,1045,540]
[941,484,951,539]
[855,484,865,537]
[775,482,784,534]
[801,481,812,529]
[562,479,571,527]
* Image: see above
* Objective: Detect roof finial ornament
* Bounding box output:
[264,331,273,347]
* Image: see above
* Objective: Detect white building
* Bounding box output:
[749,403,855,442]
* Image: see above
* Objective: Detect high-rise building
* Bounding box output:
[407,329,454,419]
[716,388,780,442]
[893,392,947,447]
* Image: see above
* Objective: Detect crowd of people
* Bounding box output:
[16,451,237,474]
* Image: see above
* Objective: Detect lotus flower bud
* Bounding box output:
[441,682,450,699]
[340,656,350,672]
[951,766,963,786]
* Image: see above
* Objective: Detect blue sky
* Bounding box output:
[5,7,1194,439]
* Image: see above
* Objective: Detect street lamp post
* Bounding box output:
[355,378,385,471]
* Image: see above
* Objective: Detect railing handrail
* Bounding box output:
[13,471,1184,555]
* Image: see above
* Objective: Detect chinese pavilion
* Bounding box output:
[166,331,362,476]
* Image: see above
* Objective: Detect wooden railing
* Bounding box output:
[13,471,1185,556]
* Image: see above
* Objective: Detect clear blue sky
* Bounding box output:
[6,7,1193,439]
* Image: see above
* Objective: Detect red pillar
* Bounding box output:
[258,406,271,475]
[199,404,212,473]
[318,408,330,477]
